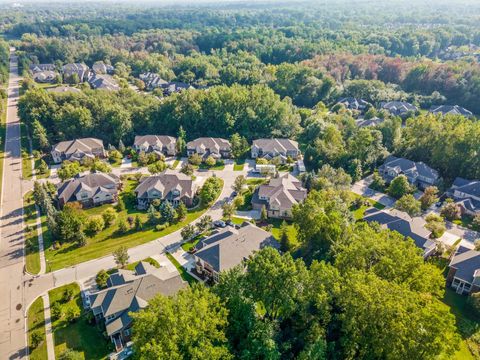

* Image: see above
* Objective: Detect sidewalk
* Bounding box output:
[42,294,55,360]
[34,204,46,274]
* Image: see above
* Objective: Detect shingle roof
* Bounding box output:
[57,173,119,203]
[381,155,439,180]
[29,63,56,72]
[429,105,473,117]
[52,138,104,155]
[88,74,120,91]
[449,248,480,284]
[381,101,417,115]
[186,137,231,151]
[254,174,307,211]
[337,97,371,110]
[135,170,194,201]
[252,138,299,154]
[355,117,384,127]
[133,135,176,149]
[194,222,279,272]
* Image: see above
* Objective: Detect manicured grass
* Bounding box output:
[49,283,112,359]
[20,122,34,180]
[181,233,206,252]
[277,164,293,172]
[166,252,197,285]
[124,257,160,271]
[349,192,385,220]
[453,215,477,231]
[24,192,41,274]
[233,159,245,171]
[27,296,47,360]
[232,217,247,225]
[44,178,223,271]
[171,159,180,169]
[246,178,268,186]
[264,218,298,248]
[108,157,122,168]
[442,288,480,359]
[199,162,225,170]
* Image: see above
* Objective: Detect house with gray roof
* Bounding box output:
[92,61,114,75]
[429,105,473,117]
[133,135,177,157]
[51,138,106,164]
[88,74,120,91]
[29,63,56,73]
[446,177,480,216]
[380,101,417,117]
[57,172,121,208]
[251,173,307,219]
[251,138,301,164]
[193,222,279,282]
[186,137,231,159]
[134,170,196,209]
[363,208,436,257]
[355,117,385,127]
[89,261,186,351]
[32,70,58,83]
[139,72,168,91]
[337,97,371,111]
[447,246,480,295]
[378,155,439,190]
[62,63,89,82]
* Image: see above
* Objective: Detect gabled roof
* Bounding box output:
[194,222,279,272]
[186,137,231,151]
[449,248,480,284]
[135,170,194,200]
[337,97,371,110]
[57,173,119,203]
[134,135,176,149]
[355,117,384,127]
[380,155,439,180]
[29,63,56,72]
[252,138,299,154]
[254,174,307,211]
[52,138,104,155]
[88,74,120,91]
[381,101,417,114]
[429,105,473,117]
[451,177,480,198]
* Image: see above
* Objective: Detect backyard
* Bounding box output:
[27,296,47,360]
[49,283,112,359]
[349,192,386,220]
[44,178,223,271]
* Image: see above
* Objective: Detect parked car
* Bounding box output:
[226,219,234,226]
[213,220,226,228]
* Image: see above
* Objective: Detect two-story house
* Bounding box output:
[88,261,186,351]
[446,177,480,216]
[133,135,177,157]
[378,156,439,190]
[51,138,106,164]
[380,101,418,117]
[251,173,307,219]
[337,97,371,111]
[186,137,231,159]
[56,173,121,208]
[429,105,473,117]
[62,63,90,82]
[251,138,301,164]
[193,222,279,282]
[134,170,196,209]
[87,73,120,91]
[447,246,480,295]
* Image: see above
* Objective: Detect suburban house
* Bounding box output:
[139,72,168,90]
[337,97,371,111]
[378,155,439,190]
[380,101,417,116]
[88,74,120,91]
[92,61,114,75]
[163,81,192,95]
[29,63,56,73]
[56,173,121,208]
[133,135,177,157]
[134,170,196,209]
[429,105,473,117]
[62,63,89,82]
[251,173,307,219]
[51,138,106,164]
[446,177,480,216]
[186,137,231,159]
[32,70,57,83]
[363,208,436,257]
[193,222,279,282]
[447,246,480,295]
[355,117,385,127]
[251,138,301,163]
[88,261,186,351]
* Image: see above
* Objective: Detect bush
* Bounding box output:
[204,156,216,167]
[96,269,109,288]
[86,216,105,234]
[155,224,167,231]
[30,331,43,349]
[64,306,80,323]
[51,302,62,320]
[188,153,202,166]
[102,208,118,227]
[63,288,74,302]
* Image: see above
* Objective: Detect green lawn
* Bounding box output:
[108,157,122,168]
[442,289,479,359]
[264,218,298,248]
[124,257,160,271]
[166,252,197,285]
[199,162,225,170]
[349,192,385,220]
[20,122,34,180]
[49,283,112,359]
[233,159,245,171]
[44,178,223,271]
[232,217,247,225]
[27,296,47,360]
[171,159,180,169]
[453,215,477,231]
[181,233,206,252]
[24,192,41,274]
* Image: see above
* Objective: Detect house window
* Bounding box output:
[81,193,88,199]
[124,329,131,336]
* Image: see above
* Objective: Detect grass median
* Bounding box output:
[24,191,41,274]
[27,296,47,360]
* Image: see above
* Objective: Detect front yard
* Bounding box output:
[165,252,197,285]
[44,178,223,271]
[49,283,112,359]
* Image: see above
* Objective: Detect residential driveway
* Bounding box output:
[351,179,396,208]
[235,210,261,220]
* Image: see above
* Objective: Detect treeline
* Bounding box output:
[132,203,459,359]
[305,53,480,113]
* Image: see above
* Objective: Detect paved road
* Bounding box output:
[0,49,28,360]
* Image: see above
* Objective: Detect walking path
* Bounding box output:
[41,294,55,360]
[34,204,46,274]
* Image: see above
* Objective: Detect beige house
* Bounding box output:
[194,222,279,282]
[186,137,231,159]
[251,173,307,219]
[133,135,177,157]
[134,170,196,209]
[51,138,106,164]
[56,173,121,208]
[251,138,301,163]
